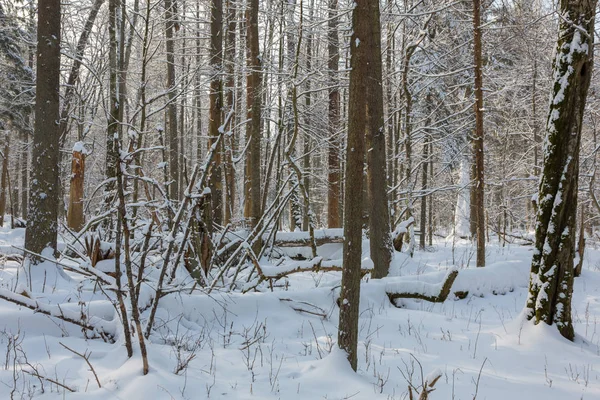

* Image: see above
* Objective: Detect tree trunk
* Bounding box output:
[338,0,379,371]
[165,0,179,200]
[327,0,341,228]
[365,0,393,279]
[66,145,86,231]
[20,129,28,220]
[244,0,262,245]
[223,0,237,224]
[0,133,8,226]
[209,0,224,227]
[473,0,485,267]
[24,0,61,260]
[575,204,585,277]
[525,0,596,341]
[428,140,433,246]
[302,2,313,232]
[419,136,429,250]
[105,0,124,206]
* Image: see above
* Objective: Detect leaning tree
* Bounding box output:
[525,0,597,340]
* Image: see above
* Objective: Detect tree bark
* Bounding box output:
[223,0,237,224]
[105,0,124,206]
[525,0,597,341]
[419,136,429,250]
[165,0,179,200]
[66,146,86,231]
[327,0,341,228]
[244,0,262,243]
[473,0,485,267]
[365,0,393,279]
[338,0,378,371]
[208,0,224,226]
[24,0,61,260]
[0,133,8,226]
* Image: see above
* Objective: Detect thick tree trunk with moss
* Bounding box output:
[525,0,596,341]
[24,0,61,260]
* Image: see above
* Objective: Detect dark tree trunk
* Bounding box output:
[327,0,341,228]
[473,0,485,267]
[365,0,393,279]
[24,0,61,260]
[525,0,597,341]
[338,0,385,371]
[165,0,179,200]
[209,0,224,226]
[419,136,429,250]
[0,133,9,226]
[105,0,124,204]
[244,0,262,242]
[223,0,237,224]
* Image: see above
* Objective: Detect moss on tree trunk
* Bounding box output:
[525,0,597,341]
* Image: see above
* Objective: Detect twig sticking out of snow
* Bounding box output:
[59,342,102,389]
[22,369,76,393]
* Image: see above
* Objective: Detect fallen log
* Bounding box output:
[266,229,344,248]
[386,269,459,304]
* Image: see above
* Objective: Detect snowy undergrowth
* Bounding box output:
[0,226,599,399]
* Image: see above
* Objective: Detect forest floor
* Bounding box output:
[0,223,599,399]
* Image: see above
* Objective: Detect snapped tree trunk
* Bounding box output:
[525,0,596,341]
[66,145,86,231]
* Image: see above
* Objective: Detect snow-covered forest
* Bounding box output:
[0,0,599,398]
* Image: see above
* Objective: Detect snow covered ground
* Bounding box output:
[0,223,599,399]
